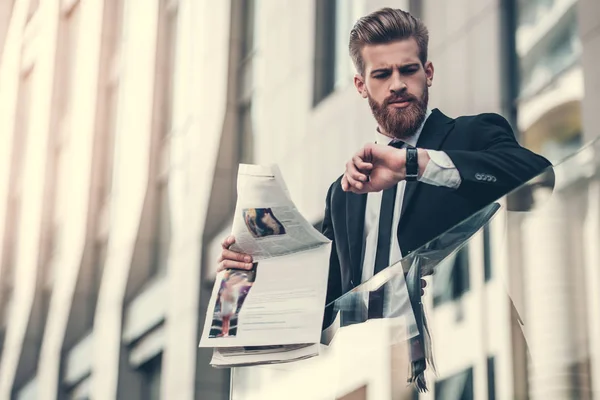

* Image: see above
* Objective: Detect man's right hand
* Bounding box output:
[341,143,406,194]
[217,235,254,272]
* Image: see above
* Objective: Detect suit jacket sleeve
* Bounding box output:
[321,182,342,329]
[444,113,552,204]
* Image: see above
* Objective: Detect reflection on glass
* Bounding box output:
[434,367,473,400]
[231,138,600,399]
[432,246,470,307]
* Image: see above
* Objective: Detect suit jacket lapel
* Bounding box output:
[346,192,367,285]
[400,109,454,220]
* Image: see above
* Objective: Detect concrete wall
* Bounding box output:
[424,0,503,117]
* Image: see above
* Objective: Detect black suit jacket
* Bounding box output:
[321,109,551,324]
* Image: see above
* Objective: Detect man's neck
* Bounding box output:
[376,127,395,139]
[376,127,411,141]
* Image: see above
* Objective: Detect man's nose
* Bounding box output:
[389,72,407,94]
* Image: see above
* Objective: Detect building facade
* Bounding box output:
[0,0,599,399]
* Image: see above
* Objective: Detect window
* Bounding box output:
[435,367,474,400]
[157,0,178,137]
[237,0,257,164]
[6,67,37,391]
[122,0,178,299]
[483,226,492,281]
[96,0,125,235]
[517,6,581,99]
[433,246,470,307]
[42,0,81,289]
[487,356,496,400]
[313,0,336,104]
[150,0,178,277]
[237,103,254,164]
[409,0,423,19]
[88,0,124,329]
[313,0,364,105]
[499,0,520,126]
[14,4,81,382]
[569,357,592,399]
[333,0,363,89]
[60,0,125,353]
[140,354,162,400]
[512,0,583,160]
[0,69,33,356]
[151,179,170,277]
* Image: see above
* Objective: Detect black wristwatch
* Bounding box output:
[405,147,419,181]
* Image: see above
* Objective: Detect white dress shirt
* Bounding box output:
[360,109,462,284]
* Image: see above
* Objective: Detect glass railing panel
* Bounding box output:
[230,138,600,399]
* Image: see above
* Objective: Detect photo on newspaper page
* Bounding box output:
[208,266,258,338]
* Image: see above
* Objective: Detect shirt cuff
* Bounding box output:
[418,150,462,189]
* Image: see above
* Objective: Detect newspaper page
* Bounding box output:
[199,164,332,349]
[228,164,330,261]
[199,243,331,348]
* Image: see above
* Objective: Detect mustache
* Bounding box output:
[383,93,417,107]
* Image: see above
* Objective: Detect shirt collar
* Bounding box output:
[375,108,432,147]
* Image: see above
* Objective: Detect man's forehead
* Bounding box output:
[362,39,421,70]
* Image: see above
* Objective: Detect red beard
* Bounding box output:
[368,88,429,140]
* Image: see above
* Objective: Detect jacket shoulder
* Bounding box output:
[453,112,511,126]
[433,108,509,124]
[452,112,515,139]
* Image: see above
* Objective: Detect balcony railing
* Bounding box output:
[231,137,600,400]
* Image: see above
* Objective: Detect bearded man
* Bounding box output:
[217,8,551,326]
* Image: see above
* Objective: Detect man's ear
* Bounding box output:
[424,61,434,87]
[354,74,368,98]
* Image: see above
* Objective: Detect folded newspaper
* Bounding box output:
[199,164,332,367]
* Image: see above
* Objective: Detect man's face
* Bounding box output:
[354,38,434,139]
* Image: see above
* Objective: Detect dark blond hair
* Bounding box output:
[349,8,429,75]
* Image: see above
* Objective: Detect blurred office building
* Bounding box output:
[0,0,599,399]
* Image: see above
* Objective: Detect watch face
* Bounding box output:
[406,148,419,180]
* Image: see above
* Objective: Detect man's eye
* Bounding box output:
[403,68,418,74]
[374,73,389,79]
